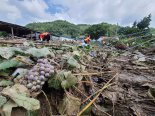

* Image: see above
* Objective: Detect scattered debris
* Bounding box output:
[0,39,155,116]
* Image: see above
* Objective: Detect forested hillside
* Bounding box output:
[26,15,154,40]
[26,20,83,38]
[26,20,118,38]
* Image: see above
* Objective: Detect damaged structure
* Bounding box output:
[0,21,36,38]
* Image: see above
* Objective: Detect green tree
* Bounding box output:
[118,26,140,36]
[132,21,137,28]
[118,14,152,37]
[85,24,107,39]
[85,23,118,39]
[137,14,151,30]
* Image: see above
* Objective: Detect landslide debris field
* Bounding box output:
[0,39,155,116]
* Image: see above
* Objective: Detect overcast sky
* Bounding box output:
[0,0,155,27]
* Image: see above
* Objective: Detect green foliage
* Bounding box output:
[0,55,33,71]
[2,84,40,111]
[151,28,155,35]
[0,80,13,87]
[48,71,65,89]
[0,58,22,70]
[72,51,81,58]
[137,14,151,30]
[67,57,80,69]
[0,71,10,77]
[85,24,107,39]
[0,31,8,37]
[25,47,51,58]
[48,70,77,89]
[0,46,52,60]
[85,23,118,39]
[132,21,137,28]
[118,26,140,36]
[77,24,91,34]
[0,96,7,107]
[118,14,152,37]
[27,110,39,116]
[0,47,23,59]
[61,71,78,89]
[26,20,118,39]
[0,85,40,116]
[26,20,82,38]
[117,14,153,48]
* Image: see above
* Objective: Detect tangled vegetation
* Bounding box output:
[0,39,155,116]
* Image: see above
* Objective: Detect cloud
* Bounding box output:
[0,0,58,25]
[51,0,155,27]
[0,0,155,27]
[0,0,21,22]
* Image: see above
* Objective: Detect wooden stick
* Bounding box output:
[77,73,118,116]
[41,90,52,116]
[73,71,114,76]
[73,85,98,108]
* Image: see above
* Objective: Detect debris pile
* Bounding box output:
[0,39,155,116]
